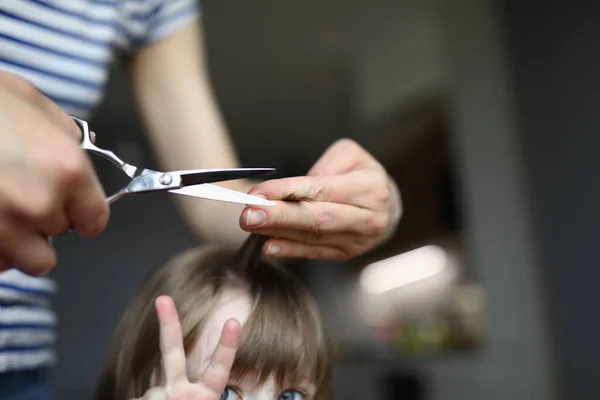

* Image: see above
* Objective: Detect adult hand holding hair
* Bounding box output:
[0,71,109,274]
[240,139,402,260]
[134,296,241,400]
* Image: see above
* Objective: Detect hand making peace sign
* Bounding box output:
[134,296,241,400]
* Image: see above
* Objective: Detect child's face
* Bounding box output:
[186,287,316,400]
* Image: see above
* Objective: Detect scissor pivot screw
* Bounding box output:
[159,173,173,185]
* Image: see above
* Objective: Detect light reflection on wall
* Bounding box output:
[357,240,460,325]
[344,237,485,358]
[360,245,449,295]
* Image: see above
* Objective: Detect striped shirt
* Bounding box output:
[0,0,200,373]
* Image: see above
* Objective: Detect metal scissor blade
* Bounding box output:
[175,168,276,187]
[169,184,275,206]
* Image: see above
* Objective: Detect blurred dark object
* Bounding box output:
[382,370,426,400]
[349,96,460,270]
[437,164,461,232]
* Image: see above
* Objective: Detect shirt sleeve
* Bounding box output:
[142,0,201,46]
[116,0,201,52]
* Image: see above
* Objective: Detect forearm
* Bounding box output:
[130,22,253,247]
[136,85,254,246]
[136,87,251,246]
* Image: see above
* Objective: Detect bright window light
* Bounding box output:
[360,245,448,294]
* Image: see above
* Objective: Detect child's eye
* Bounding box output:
[220,386,242,400]
[278,389,305,400]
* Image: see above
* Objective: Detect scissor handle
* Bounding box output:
[72,116,150,205]
[72,117,137,178]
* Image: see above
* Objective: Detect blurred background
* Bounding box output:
[49,0,600,399]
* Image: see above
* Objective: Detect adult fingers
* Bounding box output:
[307,138,374,176]
[0,159,73,238]
[261,238,353,260]
[156,296,188,386]
[0,165,63,272]
[251,228,362,248]
[257,231,371,259]
[39,98,81,141]
[248,170,387,209]
[0,216,56,274]
[0,144,106,239]
[248,175,340,203]
[200,318,240,394]
[240,201,382,236]
[0,72,106,244]
[6,73,82,142]
[59,142,109,237]
[36,209,71,237]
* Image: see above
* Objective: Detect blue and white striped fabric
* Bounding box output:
[0,0,200,373]
[0,269,56,372]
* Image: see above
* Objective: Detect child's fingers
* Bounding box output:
[200,318,241,393]
[155,296,188,386]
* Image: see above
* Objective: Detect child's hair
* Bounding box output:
[95,234,330,399]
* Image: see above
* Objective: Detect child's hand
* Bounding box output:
[135,296,241,400]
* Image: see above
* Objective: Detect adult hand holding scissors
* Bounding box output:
[241,139,402,260]
[0,71,109,274]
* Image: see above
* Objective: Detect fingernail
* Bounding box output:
[245,209,267,226]
[252,194,267,199]
[266,244,280,255]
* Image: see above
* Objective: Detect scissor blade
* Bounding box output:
[176,168,276,187]
[169,184,275,206]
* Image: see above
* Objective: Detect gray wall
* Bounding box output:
[420,1,557,398]
[504,1,600,398]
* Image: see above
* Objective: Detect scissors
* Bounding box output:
[73,117,276,207]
